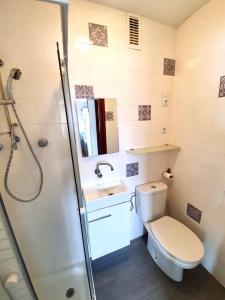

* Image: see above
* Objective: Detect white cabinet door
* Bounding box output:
[87,202,130,260]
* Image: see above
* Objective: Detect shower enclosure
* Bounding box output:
[0,0,94,299]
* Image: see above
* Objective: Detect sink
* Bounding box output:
[83,180,129,212]
[96,180,128,197]
[83,180,128,201]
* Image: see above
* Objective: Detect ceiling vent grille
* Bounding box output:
[127,13,141,50]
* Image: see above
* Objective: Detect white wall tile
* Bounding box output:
[0,0,24,35]
[22,0,61,39]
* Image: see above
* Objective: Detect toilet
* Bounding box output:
[136,182,204,282]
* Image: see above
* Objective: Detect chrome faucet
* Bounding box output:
[95,162,114,178]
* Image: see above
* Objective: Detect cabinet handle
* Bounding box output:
[88,214,112,223]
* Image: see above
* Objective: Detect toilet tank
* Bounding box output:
[136,182,168,223]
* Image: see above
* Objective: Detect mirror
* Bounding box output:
[76,98,119,157]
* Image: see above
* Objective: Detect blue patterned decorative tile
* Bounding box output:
[164,58,176,76]
[218,76,225,97]
[138,105,151,121]
[105,111,114,121]
[75,85,94,98]
[186,203,202,224]
[126,162,139,177]
[88,23,108,47]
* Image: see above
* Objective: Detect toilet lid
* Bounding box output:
[149,216,204,264]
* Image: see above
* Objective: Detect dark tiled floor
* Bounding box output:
[92,236,225,300]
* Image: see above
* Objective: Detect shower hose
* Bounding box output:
[4,104,43,203]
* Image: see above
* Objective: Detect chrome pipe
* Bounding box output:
[37,0,68,5]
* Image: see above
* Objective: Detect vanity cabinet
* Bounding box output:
[87,202,130,260]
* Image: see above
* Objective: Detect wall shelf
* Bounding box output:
[126,144,180,155]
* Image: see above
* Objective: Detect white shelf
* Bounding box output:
[126,144,181,155]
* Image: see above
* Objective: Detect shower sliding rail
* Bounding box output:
[0,59,12,134]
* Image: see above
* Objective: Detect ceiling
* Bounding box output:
[88,0,209,27]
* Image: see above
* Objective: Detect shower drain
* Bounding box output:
[65,288,76,298]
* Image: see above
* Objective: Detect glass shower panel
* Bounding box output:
[0,201,35,300]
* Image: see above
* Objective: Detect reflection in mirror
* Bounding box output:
[76,98,119,157]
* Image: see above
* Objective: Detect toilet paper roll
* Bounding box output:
[4,272,18,289]
[163,171,174,181]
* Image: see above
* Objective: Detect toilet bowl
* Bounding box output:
[136,182,204,281]
[145,216,204,281]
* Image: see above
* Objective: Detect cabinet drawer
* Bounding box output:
[87,202,130,260]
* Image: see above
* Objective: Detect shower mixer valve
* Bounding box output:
[10,123,20,150]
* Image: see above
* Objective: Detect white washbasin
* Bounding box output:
[83,180,129,212]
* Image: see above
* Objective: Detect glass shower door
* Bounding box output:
[0,198,36,300]
[57,43,96,300]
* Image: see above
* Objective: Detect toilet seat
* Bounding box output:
[145,216,204,269]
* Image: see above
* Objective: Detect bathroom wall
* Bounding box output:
[0,0,90,299]
[169,0,225,287]
[69,0,176,239]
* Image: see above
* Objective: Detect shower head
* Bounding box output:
[9,68,22,80]
[6,68,22,98]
